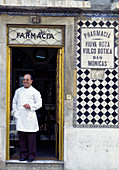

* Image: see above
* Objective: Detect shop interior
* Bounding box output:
[10,47,58,160]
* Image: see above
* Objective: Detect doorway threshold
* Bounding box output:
[6,160,64,164]
[6,160,64,170]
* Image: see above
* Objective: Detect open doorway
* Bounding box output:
[9,47,60,160]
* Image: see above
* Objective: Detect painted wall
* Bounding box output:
[64,128,119,170]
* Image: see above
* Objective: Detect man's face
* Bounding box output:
[23,74,33,88]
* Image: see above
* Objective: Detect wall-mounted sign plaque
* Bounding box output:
[8,27,63,46]
[81,28,114,69]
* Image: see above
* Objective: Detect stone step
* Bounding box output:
[5,160,64,170]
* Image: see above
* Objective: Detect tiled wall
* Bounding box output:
[74,17,119,128]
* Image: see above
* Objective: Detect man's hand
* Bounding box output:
[23,104,31,109]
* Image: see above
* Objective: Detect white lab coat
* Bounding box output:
[12,86,42,132]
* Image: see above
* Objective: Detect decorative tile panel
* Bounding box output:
[73,18,119,128]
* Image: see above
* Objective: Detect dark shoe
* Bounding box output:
[27,158,34,162]
[19,157,27,161]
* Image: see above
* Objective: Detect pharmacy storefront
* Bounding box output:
[1,2,78,169]
[1,1,119,170]
[6,24,65,169]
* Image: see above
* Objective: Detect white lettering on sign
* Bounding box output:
[8,27,63,46]
[81,28,114,69]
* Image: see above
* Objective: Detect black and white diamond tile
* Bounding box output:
[74,18,119,128]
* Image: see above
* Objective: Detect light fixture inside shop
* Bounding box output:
[36,50,46,59]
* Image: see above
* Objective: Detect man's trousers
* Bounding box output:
[18,131,36,159]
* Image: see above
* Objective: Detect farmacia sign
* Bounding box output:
[81,28,114,69]
[8,27,63,46]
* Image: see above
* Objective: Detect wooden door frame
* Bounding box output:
[6,46,64,161]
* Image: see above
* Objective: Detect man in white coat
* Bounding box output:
[12,74,42,162]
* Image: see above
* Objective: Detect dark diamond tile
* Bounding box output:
[92,21,97,27]
[105,112,110,117]
[78,21,84,27]
[77,70,83,75]
[91,118,96,124]
[85,77,90,82]
[91,104,96,110]
[105,105,110,110]
[77,84,83,89]
[112,91,118,96]
[92,111,96,117]
[84,118,89,124]
[84,84,90,89]
[84,104,90,109]
[105,84,111,90]
[98,91,103,96]
[112,98,118,103]
[84,97,90,103]
[77,118,83,124]
[98,118,103,124]
[112,112,118,117]
[77,77,83,82]
[112,77,118,83]
[77,97,83,102]
[98,104,103,110]
[105,77,111,82]
[84,91,90,96]
[112,84,118,90]
[91,97,96,103]
[105,98,111,103]
[113,21,118,27]
[91,84,97,89]
[77,104,83,110]
[84,70,90,75]
[98,111,103,117]
[85,21,90,27]
[77,112,82,117]
[77,91,83,96]
[112,70,117,76]
[98,98,103,103]
[112,105,118,110]
[106,21,111,27]
[84,111,90,117]
[99,84,103,89]
[105,70,110,75]
[112,119,118,125]
[105,91,110,96]
[91,91,96,96]
[99,21,104,27]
